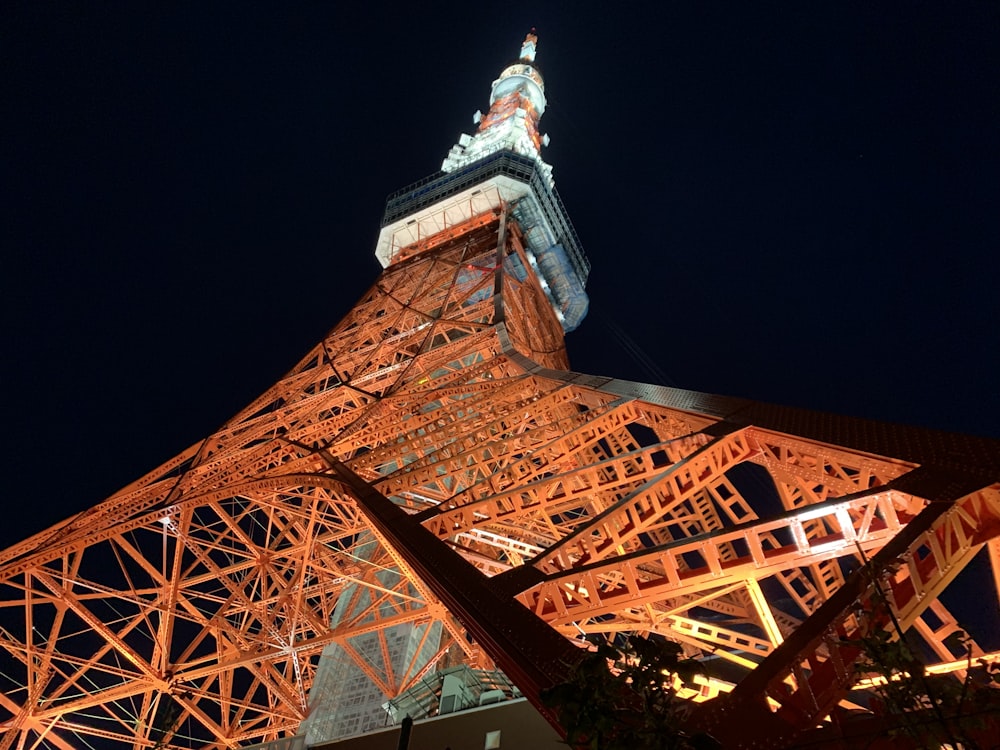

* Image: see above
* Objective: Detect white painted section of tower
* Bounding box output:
[440,112,553,186]
[489,64,546,113]
[376,180,519,267]
[373,176,568,326]
[518,34,537,62]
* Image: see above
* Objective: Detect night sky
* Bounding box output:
[4,3,999,555]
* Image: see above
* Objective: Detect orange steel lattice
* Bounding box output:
[3,36,1000,750]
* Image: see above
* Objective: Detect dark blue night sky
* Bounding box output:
[4,2,999,555]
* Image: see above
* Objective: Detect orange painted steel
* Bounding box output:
[1,203,999,750]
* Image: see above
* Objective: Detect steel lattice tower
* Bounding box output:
[2,33,1000,750]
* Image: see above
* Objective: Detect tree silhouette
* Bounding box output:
[844,555,1000,749]
[541,636,717,750]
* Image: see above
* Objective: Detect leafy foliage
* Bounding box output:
[541,636,715,750]
[845,560,1000,749]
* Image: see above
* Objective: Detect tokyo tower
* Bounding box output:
[2,32,1000,750]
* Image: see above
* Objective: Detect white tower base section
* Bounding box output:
[300,534,443,745]
[301,622,443,745]
[375,157,589,331]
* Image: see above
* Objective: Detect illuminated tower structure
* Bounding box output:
[2,33,1000,750]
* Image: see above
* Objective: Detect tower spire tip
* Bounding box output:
[520,30,538,62]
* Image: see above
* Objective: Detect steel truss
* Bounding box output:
[1,209,999,749]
